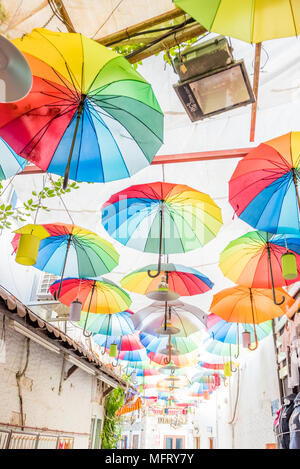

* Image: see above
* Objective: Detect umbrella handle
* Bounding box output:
[234,323,240,359]
[230,344,238,373]
[223,376,229,387]
[267,242,285,305]
[248,322,259,351]
[147,204,163,278]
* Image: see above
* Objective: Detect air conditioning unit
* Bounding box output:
[36,272,59,301]
[173,35,255,122]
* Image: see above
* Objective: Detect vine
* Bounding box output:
[101,386,125,449]
[0,177,80,230]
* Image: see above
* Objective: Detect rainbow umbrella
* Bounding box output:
[126,367,160,378]
[49,277,131,336]
[13,223,119,298]
[220,230,300,305]
[229,132,300,235]
[0,138,26,180]
[204,338,238,357]
[78,310,134,335]
[121,263,213,296]
[188,382,209,397]
[207,313,272,355]
[139,331,199,355]
[174,1,300,43]
[102,182,222,276]
[210,286,294,349]
[191,371,221,385]
[1,28,163,189]
[147,350,198,367]
[133,300,207,338]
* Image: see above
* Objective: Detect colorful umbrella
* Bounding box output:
[78,310,134,335]
[147,350,198,367]
[1,28,163,189]
[133,300,207,338]
[121,263,213,297]
[229,132,300,235]
[13,223,119,297]
[174,0,300,43]
[190,371,220,385]
[95,332,144,351]
[0,138,26,180]
[188,382,209,397]
[126,367,160,378]
[139,331,200,355]
[49,277,131,336]
[207,313,272,356]
[102,182,222,276]
[220,230,300,304]
[210,286,294,349]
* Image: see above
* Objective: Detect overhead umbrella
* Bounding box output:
[1,28,163,189]
[102,181,222,277]
[188,382,210,397]
[49,277,131,336]
[133,300,207,338]
[139,331,200,355]
[207,313,272,356]
[126,367,160,378]
[174,0,300,43]
[0,138,26,180]
[147,350,198,367]
[78,310,134,335]
[220,230,300,305]
[229,132,300,235]
[210,286,294,349]
[190,372,221,388]
[121,263,213,297]
[13,223,119,298]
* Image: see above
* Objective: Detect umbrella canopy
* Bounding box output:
[207,313,272,345]
[12,223,119,278]
[0,28,163,188]
[190,372,221,385]
[220,230,300,288]
[0,138,26,180]
[78,310,134,335]
[210,286,294,324]
[121,263,213,296]
[139,331,200,355]
[95,333,144,352]
[175,0,300,43]
[126,367,160,378]
[102,182,222,256]
[49,277,131,315]
[229,132,300,235]
[133,300,207,338]
[188,382,209,396]
[147,350,198,367]
[204,338,238,357]
[117,348,149,363]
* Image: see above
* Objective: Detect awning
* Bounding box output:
[116,397,142,416]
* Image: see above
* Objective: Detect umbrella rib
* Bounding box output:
[83,103,104,181]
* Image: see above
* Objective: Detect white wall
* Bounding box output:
[215,335,280,449]
[0,315,104,449]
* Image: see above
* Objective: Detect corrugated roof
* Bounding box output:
[0,285,128,389]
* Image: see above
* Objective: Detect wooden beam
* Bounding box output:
[64,364,78,381]
[126,23,206,64]
[18,147,253,176]
[52,0,76,33]
[97,8,185,46]
[250,42,262,142]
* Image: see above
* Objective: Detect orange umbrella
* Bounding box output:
[210,286,294,350]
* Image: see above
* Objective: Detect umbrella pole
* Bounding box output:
[83,280,96,338]
[250,42,261,142]
[148,203,163,278]
[248,288,259,351]
[57,234,72,300]
[101,314,112,355]
[292,168,300,214]
[229,344,237,373]
[112,337,122,367]
[63,94,86,191]
[234,323,240,359]
[266,242,285,305]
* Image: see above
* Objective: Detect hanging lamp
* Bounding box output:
[15,224,49,266]
[282,251,298,280]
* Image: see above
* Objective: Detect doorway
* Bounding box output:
[164,436,185,449]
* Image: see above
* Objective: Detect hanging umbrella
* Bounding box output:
[207,313,272,355]
[94,332,143,351]
[133,300,207,337]
[229,132,300,235]
[188,382,209,397]
[0,28,163,189]
[0,138,26,180]
[190,371,220,385]
[78,310,134,335]
[210,286,294,350]
[147,350,198,367]
[121,263,213,296]
[220,230,300,305]
[174,1,300,43]
[102,181,222,277]
[139,331,199,355]
[126,367,160,378]
[13,223,119,298]
[49,277,131,336]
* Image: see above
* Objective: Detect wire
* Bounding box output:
[92,0,126,39]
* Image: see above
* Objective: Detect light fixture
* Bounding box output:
[146,275,179,302]
[173,35,255,122]
[0,35,32,103]
[242,331,251,348]
[282,251,298,280]
[154,325,180,336]
[9,320,61,354]
[70,300,82,321]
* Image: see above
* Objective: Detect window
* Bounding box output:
[164,436,185,449]
[89,418,102,449]
[132,434,139,449]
